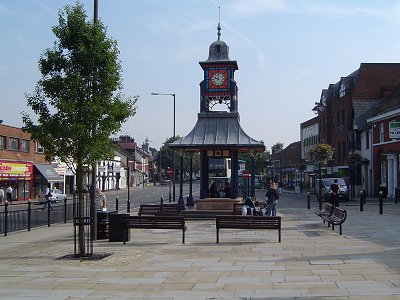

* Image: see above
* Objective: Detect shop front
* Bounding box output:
[0,160,33,201]
[34,163,64,196]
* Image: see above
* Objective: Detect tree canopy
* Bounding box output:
[22,2,137,174]
[271,142,284,154]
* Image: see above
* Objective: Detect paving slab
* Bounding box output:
[1,193,400,299]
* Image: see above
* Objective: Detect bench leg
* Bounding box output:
[339,224,342,235]
[182,230,185,244]
[123,228,128,244]
[216,228,219,243]
[278,228,281,243]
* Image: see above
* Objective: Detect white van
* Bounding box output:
[316,178,349,201]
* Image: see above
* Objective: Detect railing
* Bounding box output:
[0,199,74,236]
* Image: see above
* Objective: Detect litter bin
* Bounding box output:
[108,212,130,242]
[97,211,109,240]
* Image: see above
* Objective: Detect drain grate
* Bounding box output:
[57,253,113,261]
[303,231,320,237]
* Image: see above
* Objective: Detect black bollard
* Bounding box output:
[64,198,68,223]
[160,195,164,205]
[116,196,119,212]
[28,200,32,231]
[359,191,364,212]
[4,201,8,236]
[379,191,383,214]
[307,192,310,209]
[362,188,366,204]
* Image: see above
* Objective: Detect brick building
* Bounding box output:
[0,123,63,201]
[301,63,400,197]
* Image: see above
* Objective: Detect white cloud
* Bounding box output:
[223,21,267,70]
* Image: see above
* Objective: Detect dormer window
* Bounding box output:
[339,83,346,97]
[216,45,220,52]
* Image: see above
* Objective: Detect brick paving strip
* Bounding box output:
[0,200,400,299]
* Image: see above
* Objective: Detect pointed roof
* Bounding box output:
[169,112,265,153]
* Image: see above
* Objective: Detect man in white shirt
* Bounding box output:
[6,185,13,203]
[42,186,53,210]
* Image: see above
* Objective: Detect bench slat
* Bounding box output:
[316,206,346,235]
[216,215,281,243]
[138,204,181,216]
[124,216,186,244]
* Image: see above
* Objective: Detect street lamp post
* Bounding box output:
[312,101,326,210]
[151,92,176,202]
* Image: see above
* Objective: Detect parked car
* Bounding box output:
[316,178,349,201]
[38,189,67,203]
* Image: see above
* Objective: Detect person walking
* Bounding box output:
[95,187,107,211]
[42,186,53,211]
[6,185,13,203]
[0,187,4,204]
[266,182,279,216]
[329,179,340,207]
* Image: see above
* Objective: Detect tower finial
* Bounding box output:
[217,6,221,40]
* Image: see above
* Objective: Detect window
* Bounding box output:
[379,123,384,143]
[339,84,346,97]
[380,161,387,186]
[35,141,44,154]
[8,137,19,150]
[21,139,29,152]
[0,136,5,149]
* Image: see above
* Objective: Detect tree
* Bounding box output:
[22,3,137,256]
[307,143,334,209]
[271,142,284,154]
[239,151,270,174]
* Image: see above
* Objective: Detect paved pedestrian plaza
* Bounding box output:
[1,193,400,299]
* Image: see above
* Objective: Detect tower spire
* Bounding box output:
[217,6,221,40]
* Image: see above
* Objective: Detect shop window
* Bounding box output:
[21,139,29,152]
[0,136,5,149]
[8,137,19,151]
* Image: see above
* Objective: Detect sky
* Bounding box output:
[1,0,400,151]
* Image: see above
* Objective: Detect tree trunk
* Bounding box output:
[76,163,86,257]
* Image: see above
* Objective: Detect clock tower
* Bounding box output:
[199,22,238,113]
[168,20,265,202]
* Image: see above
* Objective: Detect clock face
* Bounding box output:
[211,72,225,86]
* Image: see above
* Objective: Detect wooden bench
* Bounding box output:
[321,207,347,235]
[314,202,334,223]
[138,204,181,216]
[123,215,186,244]
[215,215,281,243]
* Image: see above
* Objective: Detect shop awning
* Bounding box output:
[34,164,64,182]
